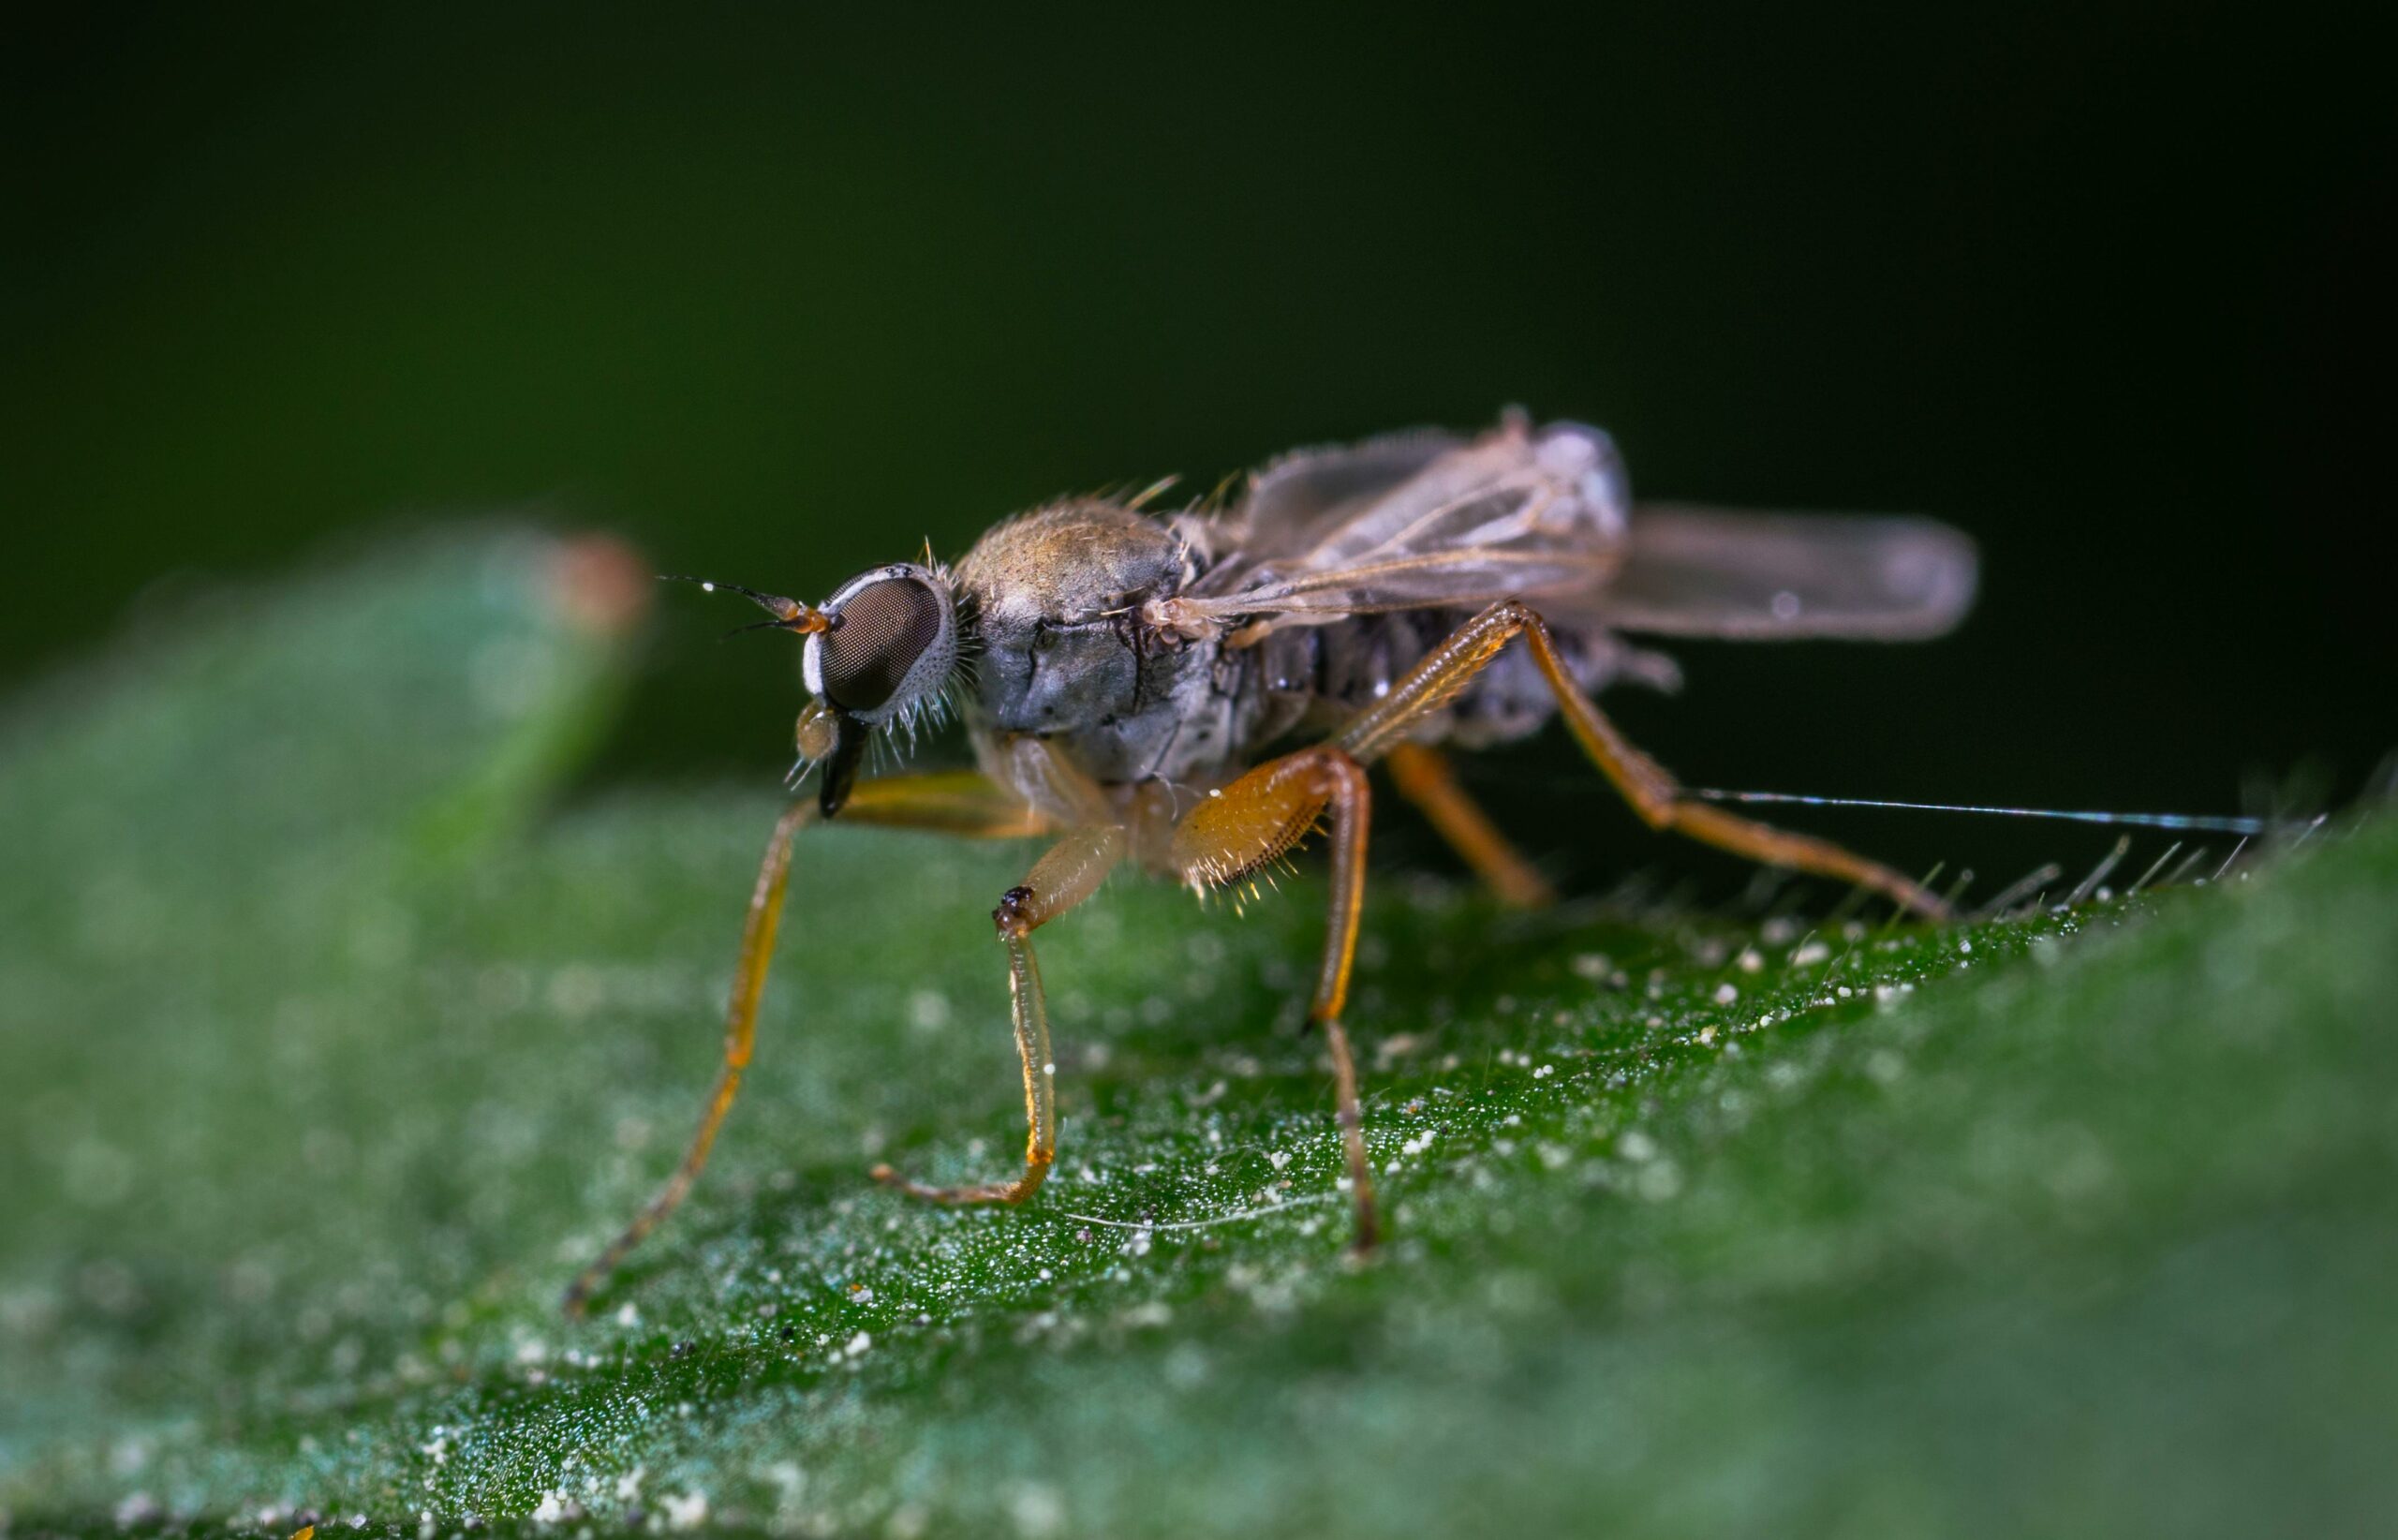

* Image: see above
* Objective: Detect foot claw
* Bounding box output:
[868,1157,1050,1207]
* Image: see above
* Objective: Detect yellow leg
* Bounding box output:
[561,772,1047,1317]
[1384,741,1558,908]
[872,823,1126,1206]
[1171,746,1380,1251]
[1341,601,1952,921]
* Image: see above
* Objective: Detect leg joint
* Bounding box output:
[1306,743,1370,799]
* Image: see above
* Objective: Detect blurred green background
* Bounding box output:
[7,10,2398,1533]
[8,1,2393,872]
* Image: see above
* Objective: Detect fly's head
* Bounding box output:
[670,562,960,815]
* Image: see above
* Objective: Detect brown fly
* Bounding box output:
[561,411,1981,1313]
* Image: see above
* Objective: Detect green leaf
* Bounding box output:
[3,531,2391,1538]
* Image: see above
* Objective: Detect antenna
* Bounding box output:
[659,574,831,635]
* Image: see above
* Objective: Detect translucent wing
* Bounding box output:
[1590,504,1977,640]
[1170,418,1631,633]
[1227,427,1464,564]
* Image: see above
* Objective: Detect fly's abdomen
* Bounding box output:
[1251,609,1620,754]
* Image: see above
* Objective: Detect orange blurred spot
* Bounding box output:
[549,533,653,640]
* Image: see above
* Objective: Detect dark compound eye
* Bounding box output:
[818,576,947,714]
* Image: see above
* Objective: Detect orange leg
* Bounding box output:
[1170,746,1380,1251]
[562,772,1047,1317]
[1384,741,1558,908]
[872,823,1125,1206]
[1340,601,1952,921]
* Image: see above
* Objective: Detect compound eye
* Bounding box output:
[818,576,948,715]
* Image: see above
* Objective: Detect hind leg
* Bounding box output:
[1385,741,1557,908]
[1340,601,1950,920]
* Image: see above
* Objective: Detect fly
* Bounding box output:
[562,410,1989,1314]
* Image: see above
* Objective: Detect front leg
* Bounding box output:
[562,770,1049,1317]
[872,823,1125,1205]
[1169,746,1381,1252]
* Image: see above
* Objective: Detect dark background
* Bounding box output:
[8,3,2391,896]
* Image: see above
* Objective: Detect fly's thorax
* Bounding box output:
[955,501,1192,625]
[956,503,1177,737]
[955,500,1251,782]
